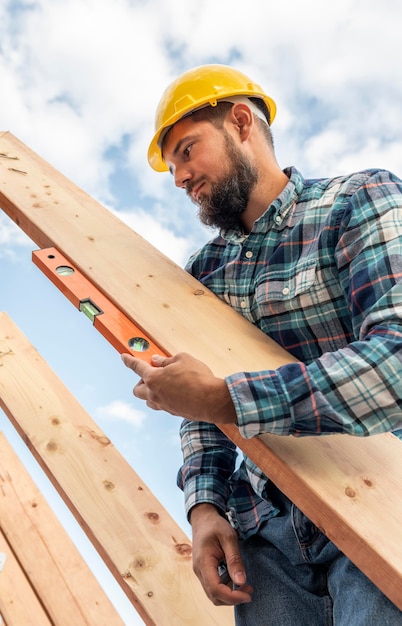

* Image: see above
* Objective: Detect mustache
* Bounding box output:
[186,176,206,200]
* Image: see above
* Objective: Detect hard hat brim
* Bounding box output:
[148,93,276,172]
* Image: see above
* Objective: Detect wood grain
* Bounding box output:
[1,131,401,610]
[0,312,234,625]
[0,432,126,625]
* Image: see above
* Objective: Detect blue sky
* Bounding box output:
[1,0,402,623]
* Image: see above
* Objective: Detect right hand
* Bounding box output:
[190,503,253,606]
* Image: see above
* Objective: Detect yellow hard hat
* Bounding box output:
[148,64,277,172]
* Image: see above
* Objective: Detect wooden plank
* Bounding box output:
[0,312,234,626]
[0,527,52,626]
[0,131,401,609]
[241,430,402,607]
[0,131,292,371]
[0,431,125,626]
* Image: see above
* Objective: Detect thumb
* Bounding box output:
[121,353,149,378]
[121,352,136,368]
[151,354,168,367]
[224,550,247,587]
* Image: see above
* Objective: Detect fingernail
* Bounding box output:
[233,572,246,585]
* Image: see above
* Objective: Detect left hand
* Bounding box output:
[121,352,237,424]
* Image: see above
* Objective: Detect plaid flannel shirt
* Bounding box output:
[177,166,402,538]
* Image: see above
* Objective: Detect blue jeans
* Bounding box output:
[235,485,402,625]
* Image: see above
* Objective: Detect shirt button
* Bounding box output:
[240,301,247,308]
[245,251,253,259]
[282,287,290,295]
[275,215,282,225]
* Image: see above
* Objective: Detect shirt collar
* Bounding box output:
[221,166,305,241]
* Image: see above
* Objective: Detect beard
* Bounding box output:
[187,131,259,231]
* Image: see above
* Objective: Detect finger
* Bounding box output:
[215,584,253,606]
[203,567,252,606]
[151,354,167,366]
[146,400,162,411]
[121,353,151,378]
[133,379,147,399]
[226,554,248,588]
[218,543,250,592]
[131,378,162,408]
[151,354,179,367]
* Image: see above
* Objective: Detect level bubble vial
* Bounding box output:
[128,337,150,352]
[56,265,75,276]
[79,299,103,322]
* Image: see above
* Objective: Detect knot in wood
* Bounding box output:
[174,543,192,557]
[46,440,58,452]
[345,486,356,498]
[88,430,111,446]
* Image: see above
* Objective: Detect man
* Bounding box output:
[122,64,402,624]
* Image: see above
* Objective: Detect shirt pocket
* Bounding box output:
[254,258,318,317]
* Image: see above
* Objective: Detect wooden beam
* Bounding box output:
[0,526,52,626]
[0,131,291,370]
[0,312,234,626]
[0,131,402,610]
[0,431,124,625]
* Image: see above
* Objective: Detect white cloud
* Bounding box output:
[2,3,402,622]
[2,0,402,251]
[0,212,32,257]
[4,13,397,241]
[1,0,401,297]
[96,399,147,428]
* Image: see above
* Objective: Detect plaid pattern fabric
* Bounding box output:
[177,167,402,538]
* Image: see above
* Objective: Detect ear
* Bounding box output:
[228,103,254,142]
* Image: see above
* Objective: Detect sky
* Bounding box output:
[1,0,402,623]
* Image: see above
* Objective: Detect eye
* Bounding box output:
[183,143,193,158]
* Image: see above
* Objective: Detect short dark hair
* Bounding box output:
[162,99,274,155]
[161,102,231,155]
[191,99,274,149]
[190,101,232,126]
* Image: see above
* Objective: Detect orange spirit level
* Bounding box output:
[32,247,165,363]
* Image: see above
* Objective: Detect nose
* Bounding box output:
[173,164,192,189]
